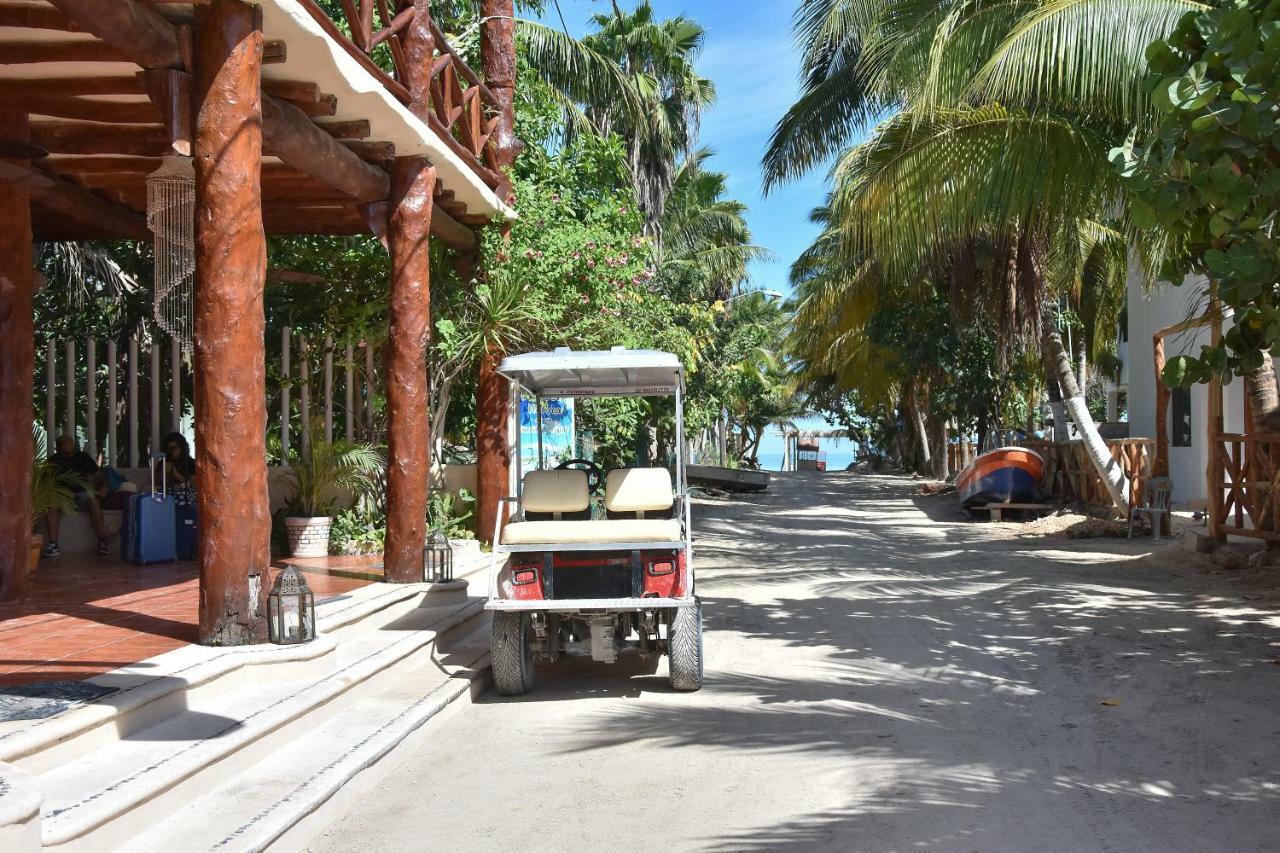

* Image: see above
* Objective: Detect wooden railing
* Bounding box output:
[298,1,502,189]
[1022,438,1152,511]
[1213,433,1280,542]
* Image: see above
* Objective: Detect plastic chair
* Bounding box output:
[1128,477,1173,540]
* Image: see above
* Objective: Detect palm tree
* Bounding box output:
[520,1,716,243]
[763,0,1204,510]
[659,149,772,301]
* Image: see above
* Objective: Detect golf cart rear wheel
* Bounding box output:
[491,611,535,696]
[668,600,703,692]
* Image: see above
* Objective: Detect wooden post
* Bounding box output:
[281,326,290,460]
[193,0,270,645]
[383,157,435,582]
[44,339,55,445]
[323,333,333,443]
[86,337,96,455]
[475,0,518,545]
[170,335,181,431]
[149,337,160,454]
[0,110,35,601]
[128,336,139,466]
[364,342,374,438]
[107,339,117,465]
[64,338,75,439]
[345,341,354,440]
[1207,300,1225,543]
[300,336,310,452]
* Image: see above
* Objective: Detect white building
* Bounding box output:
[1121,271,1245,504]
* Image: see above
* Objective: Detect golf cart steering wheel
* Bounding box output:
[556,458,604,494]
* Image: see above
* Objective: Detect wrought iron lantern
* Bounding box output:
[268,565,315,644]
[425,529,454,583]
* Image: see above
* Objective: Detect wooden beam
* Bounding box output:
[0,40,134,65]
[260,95,389,204]
[0,159,150,239]
[41,155,161,174]
[292,94,338,117]
[0,77,144,97]
[262,79,320,102]
[266,268,326,285]
[28,120,170,156]
[262,39,287,64]
[45,0,183,68]
[0,96,160,124]
[316,119,371,139]
[0,140,48,159]
[340,139,395,164]
[0,3,84,31]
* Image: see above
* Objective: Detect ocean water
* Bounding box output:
[756,450,857,472]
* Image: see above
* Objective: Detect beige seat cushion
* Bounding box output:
[605,467,674,514]
[521,469,589,514]
[501,518,682,545]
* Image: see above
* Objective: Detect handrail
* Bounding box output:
[295,0,503,190]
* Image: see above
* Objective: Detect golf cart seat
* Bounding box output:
[501,466,681,546]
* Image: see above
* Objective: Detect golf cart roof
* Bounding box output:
[498,347,684,397]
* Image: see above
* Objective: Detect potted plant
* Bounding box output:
[29,426,81,576]
[276,438,384,558]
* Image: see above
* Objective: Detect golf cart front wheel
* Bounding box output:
[668,600,704,692]
[491,611,535,696]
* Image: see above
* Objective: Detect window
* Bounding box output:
[1172,387,1192,447]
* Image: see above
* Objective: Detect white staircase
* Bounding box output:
[0,565,492,853]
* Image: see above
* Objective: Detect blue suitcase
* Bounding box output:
[122,455,177,564]
[175,504,198,561]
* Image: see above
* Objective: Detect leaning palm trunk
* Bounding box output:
[1044,375,1068,441]
[1042,314,1128,513]
[1244,354,1280,431]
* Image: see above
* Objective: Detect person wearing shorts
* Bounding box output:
[44,434,109,557]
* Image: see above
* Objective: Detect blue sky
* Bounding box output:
[534,0,833,299]
[534,1,854,461]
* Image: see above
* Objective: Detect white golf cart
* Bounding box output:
[485,347,702,695]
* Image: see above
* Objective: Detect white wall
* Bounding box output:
[1126,270,1245,503]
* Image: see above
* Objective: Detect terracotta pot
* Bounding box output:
[28,533,43,578]
[284,516,332,558]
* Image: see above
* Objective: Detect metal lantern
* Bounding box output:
[268,565,315,644]
[425,529,453,582]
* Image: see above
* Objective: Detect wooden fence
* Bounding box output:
[1022,438,1152,510]
[35,328,378,466]
[1213,433,1280,542]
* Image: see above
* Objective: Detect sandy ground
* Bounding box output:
[309,473,1280,853]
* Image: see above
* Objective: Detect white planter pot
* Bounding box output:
[284,516,332,558]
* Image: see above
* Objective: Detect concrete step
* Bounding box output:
[128,619,491,853]
[0,556,494,852]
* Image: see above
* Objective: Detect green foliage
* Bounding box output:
[276,437,386,518]
[30,426,83,527]
[427,487,476,540]
[328,505,385,556]
[1113,0,1280,386]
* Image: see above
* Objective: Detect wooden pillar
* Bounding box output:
[383,157,435,582]
[0,111,35,602]
[476,0,519,544]
[1207,302,1226,543]
[193,0,270,644]
[1153,334,1170,479]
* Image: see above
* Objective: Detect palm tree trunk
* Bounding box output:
[1043,309,1128,513]
[1245,354,1280,430]
[1045,374,1068,441]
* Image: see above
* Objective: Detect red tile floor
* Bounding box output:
[0,556,375,687]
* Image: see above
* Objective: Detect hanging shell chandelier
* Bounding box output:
[146,155,196,353]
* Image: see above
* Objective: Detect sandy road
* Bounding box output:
[310,473,1280,852]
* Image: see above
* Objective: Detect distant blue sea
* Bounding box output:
[756,450,857,472]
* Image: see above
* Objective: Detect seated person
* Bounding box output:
[44,434,109,557]
[158,432,197,506]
